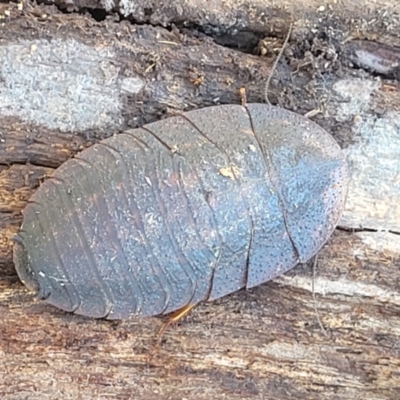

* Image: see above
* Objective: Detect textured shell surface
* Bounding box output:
[13,104,349,319]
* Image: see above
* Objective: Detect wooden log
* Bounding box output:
[0,1,399,399]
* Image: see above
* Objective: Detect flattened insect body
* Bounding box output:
[13,104,349,319]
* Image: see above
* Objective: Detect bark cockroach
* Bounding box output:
[14,104,348,321]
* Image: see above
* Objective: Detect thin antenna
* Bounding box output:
[265,23,293,105]
[312,255,328,336]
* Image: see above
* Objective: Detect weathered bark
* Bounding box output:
[0,0,399,399]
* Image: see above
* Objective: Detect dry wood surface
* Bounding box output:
[0,0,400,399]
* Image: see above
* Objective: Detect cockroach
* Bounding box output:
[14,103,349,325]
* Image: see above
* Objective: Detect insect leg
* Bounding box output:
[157,303,197,341]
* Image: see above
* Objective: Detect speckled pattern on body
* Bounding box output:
[13,104,349,319]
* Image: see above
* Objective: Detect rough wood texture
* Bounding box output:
[0,1,399,399]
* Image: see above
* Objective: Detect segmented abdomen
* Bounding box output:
[16,104,348,319]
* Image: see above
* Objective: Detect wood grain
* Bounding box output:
[0,1,399,399]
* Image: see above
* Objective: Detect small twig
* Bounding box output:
[265,23,293,105]
[312,255,328,336]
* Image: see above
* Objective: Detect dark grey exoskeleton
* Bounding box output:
[13,104,349,319]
